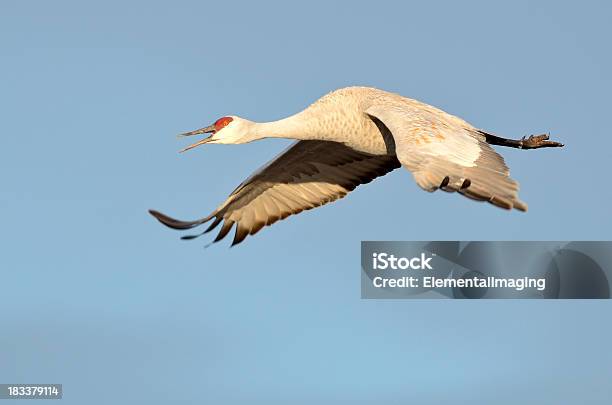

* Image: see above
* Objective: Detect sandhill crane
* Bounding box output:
[149,86,563,246]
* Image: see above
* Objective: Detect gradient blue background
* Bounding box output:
[1,1,611,403]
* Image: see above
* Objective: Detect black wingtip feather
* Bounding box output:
[204,216,223,233]
[148,209,209,230]
[214,220,234,243]
[231,226,249,246]
[181,234,202,240]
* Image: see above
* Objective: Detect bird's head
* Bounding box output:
[178,116,253,152]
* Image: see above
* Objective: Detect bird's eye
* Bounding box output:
[214,117,233,132]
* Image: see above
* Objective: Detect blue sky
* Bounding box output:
[1,1,611,403]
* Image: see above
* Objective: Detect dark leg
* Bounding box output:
[480,131,564,149]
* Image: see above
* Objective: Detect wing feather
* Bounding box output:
[149,140,400,245]
[366,103,527,211]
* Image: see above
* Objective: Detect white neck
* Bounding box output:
[247,110,328,142]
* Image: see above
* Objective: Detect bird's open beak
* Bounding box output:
[177,124,216,153]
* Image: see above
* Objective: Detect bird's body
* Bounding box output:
[242,86,476,155]
[150,86,563,245]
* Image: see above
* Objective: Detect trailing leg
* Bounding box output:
[480,132,564,149]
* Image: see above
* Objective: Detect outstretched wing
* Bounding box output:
[149,140,400,245]
[366,104,527,211]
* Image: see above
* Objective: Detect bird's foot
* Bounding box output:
[519,133,564,149]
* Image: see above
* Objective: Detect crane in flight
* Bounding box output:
[149,86,563,246]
